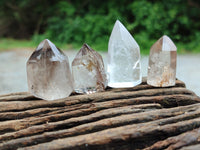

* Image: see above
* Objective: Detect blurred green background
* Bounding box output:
[0,0,200,54]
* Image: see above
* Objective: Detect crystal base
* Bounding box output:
[74,87,97,94]
[108,80,141,88]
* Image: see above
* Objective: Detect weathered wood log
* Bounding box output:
[0,94,198,133]
[1,103,200,150]
[0,87,197,113]
[180,144,200,150]
[18,117,200,150]
[145,127,200,150]
[0,103,161,134]
[0,79,199,150]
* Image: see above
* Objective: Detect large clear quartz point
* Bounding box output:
[147,35,177,87]
[26,39,73,100]
[72,43,107,94]
[107,20,142,88]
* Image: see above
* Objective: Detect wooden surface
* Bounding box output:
[0,78,200,150]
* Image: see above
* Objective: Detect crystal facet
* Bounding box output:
[147,35,177,87]
[72,43,107,94]
[27,39,73,100]
[107,20,142,88]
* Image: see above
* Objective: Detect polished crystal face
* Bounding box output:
[26,39,73,100]
[72,43,107,94]
[107,20,142,88]
[147,35,177,87]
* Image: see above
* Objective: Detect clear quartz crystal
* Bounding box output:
[147,35,177,87]
[107,20,142,88]
[72,43,107,94]
[26,39,73,100]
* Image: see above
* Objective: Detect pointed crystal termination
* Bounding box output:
[26,39,73,100]
[107,20,142,88]
[147,35,177,87]
[72,43,107,94]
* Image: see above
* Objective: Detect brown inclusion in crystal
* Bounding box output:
[27,39,73,100]
[72,44,107,94]
[147,35,177,87]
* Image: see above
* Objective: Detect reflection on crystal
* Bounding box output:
[72,43,107,94]
[147,35,177,87]
[27,39,73,100]
[107,20,142,88]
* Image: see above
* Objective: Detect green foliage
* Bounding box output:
[44,0,200,52]
[0,0,200,52]
[129,0,193,42]
[45,1,126,50]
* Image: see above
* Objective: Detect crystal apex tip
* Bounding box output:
[161,35,177,51]
[115,19,123,26]
[162,35,171,40]
[116,19,120,23]
[83,43,90,48]
[82,43,94,51]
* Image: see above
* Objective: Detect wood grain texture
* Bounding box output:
[0,79,199,150]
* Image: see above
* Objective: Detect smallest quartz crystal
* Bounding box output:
[72,44,107,94]
[147,35,177,87]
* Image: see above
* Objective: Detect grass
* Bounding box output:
[0,38,200,55]
[176,43,200,54]
[0,38,36,50]
[0,38,78,51]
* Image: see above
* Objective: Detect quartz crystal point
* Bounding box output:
[107,20,142,88]
[72,43,107,94]
[147,35,177,87]
[26,39,73,100]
